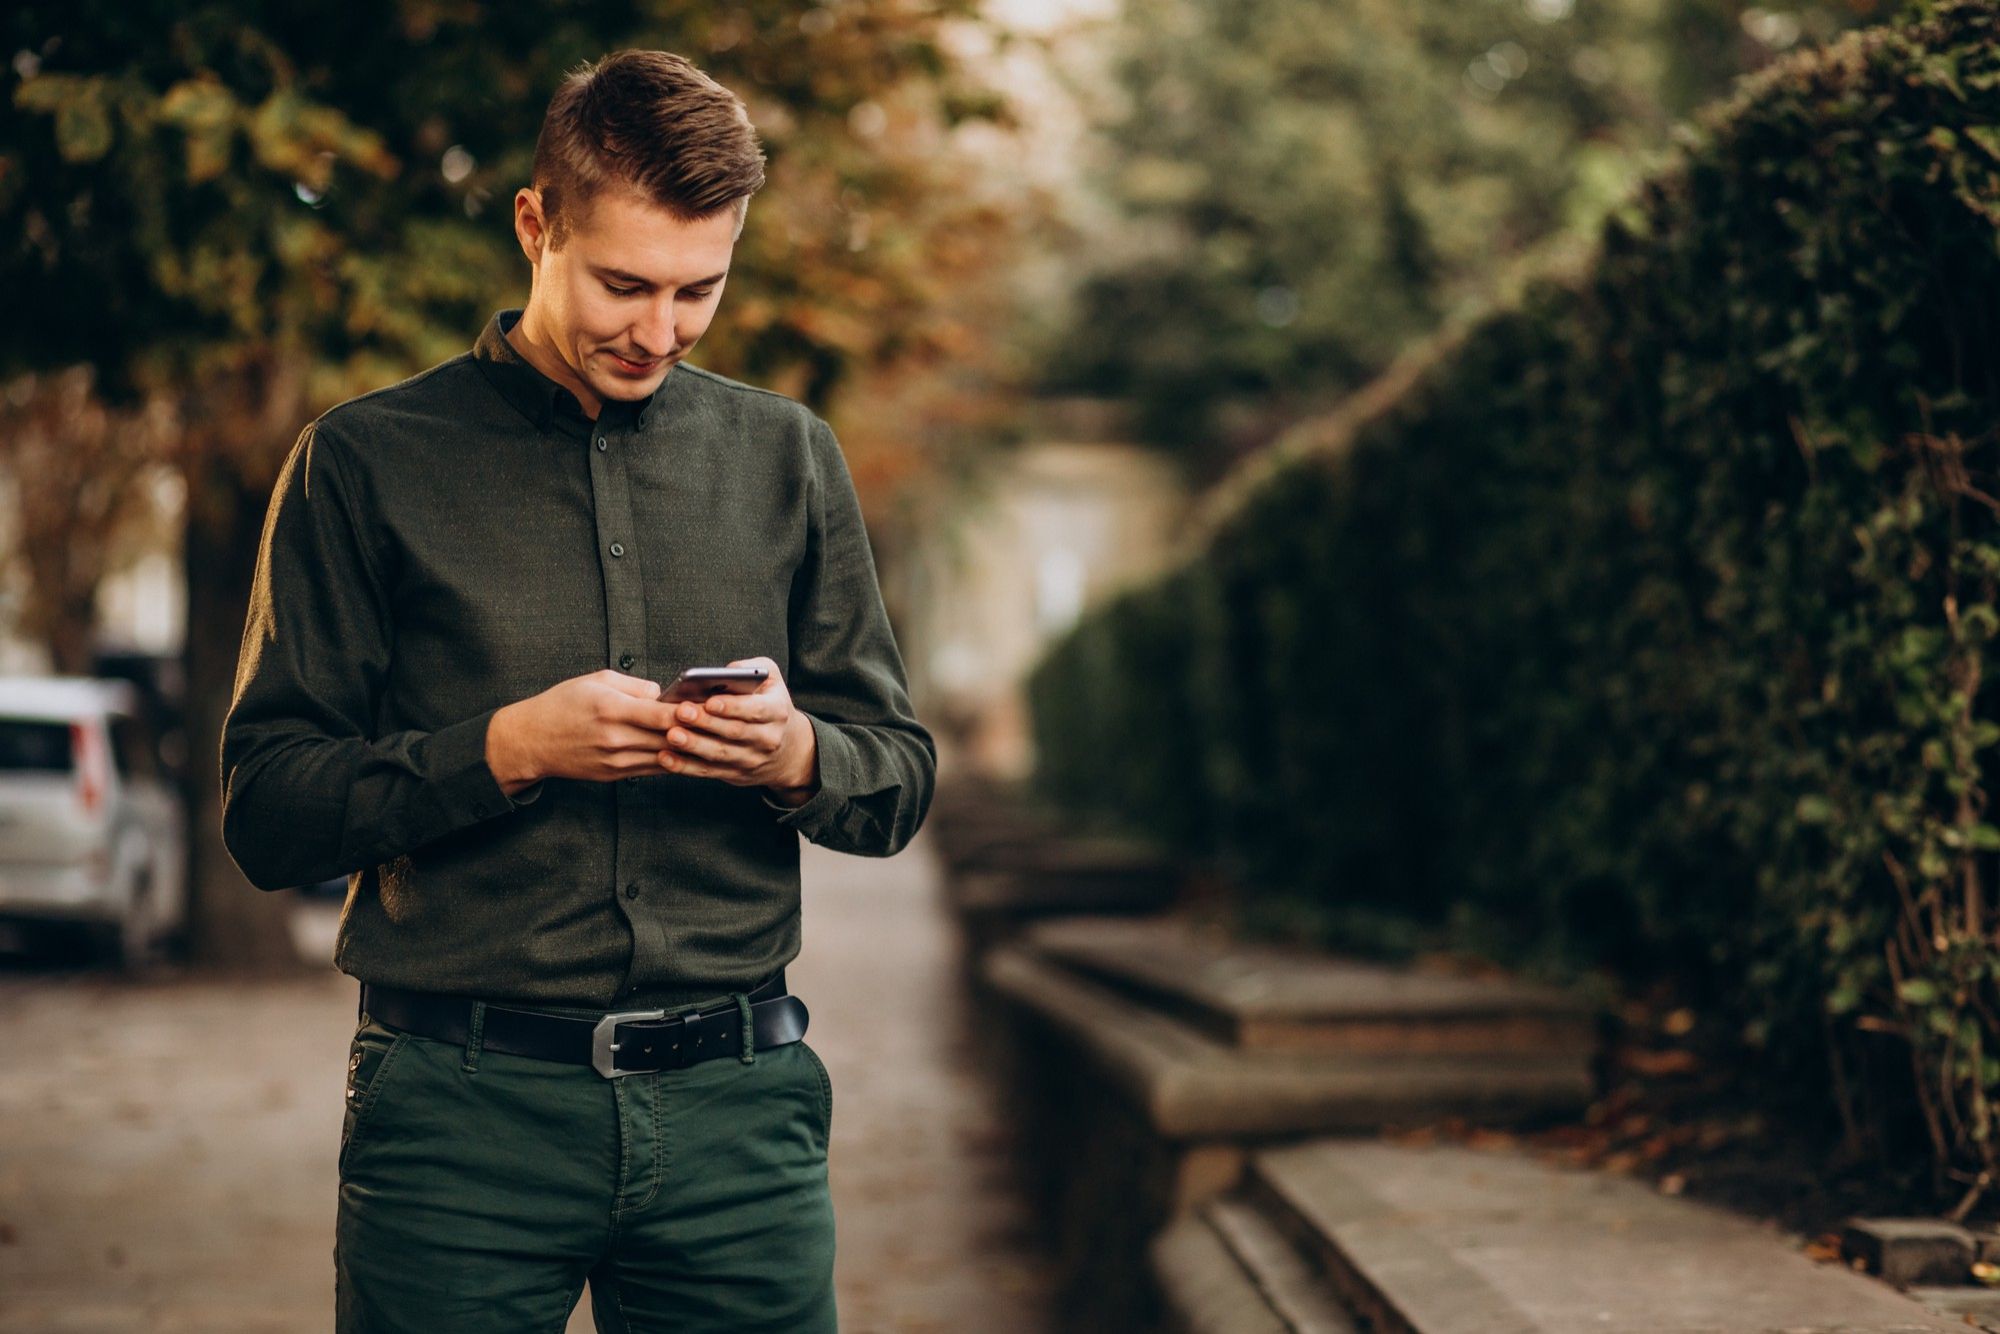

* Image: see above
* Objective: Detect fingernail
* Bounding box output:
[679,704,696,720]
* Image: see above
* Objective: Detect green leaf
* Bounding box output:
[1898,978,1940,1006]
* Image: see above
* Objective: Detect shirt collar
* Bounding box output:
[471,307,658,435]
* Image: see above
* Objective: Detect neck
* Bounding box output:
[506,305,603,421]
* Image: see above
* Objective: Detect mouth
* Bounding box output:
[606,351,663,375]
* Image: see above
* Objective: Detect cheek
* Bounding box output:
[680,304,719,345]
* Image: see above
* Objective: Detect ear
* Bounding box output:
[514,188,549,263]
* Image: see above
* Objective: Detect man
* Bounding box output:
[220,49,934,1333]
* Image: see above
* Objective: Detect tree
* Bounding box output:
[1,0,1024,969]
[1034,0,1878,477]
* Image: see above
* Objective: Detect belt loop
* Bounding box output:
[461,1000,487,1073]
[735,991,755,1065]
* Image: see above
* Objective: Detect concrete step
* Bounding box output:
[1152,1209,1297,1334]
[1022,915,1595,1056]
[1242,1140,1962,1333]
[1153,1195,1363,1334]
[982,939,1592,1139]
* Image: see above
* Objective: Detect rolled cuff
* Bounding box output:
[760,712,861,838]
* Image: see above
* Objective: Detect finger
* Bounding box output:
[658,747,737,781]
[704,691,782,725]
[664,726,762,767]
[602,670,664,697]
[604,694,683,733]
[600,722,672,754]
[668,701,751,741]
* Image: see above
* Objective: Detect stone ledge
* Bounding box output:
[952,866,1182,915]
[1842,1218,1977,1287]
[1243,1140,1962,1334]
[1020,916,1595,1055]
[1206,1196,1361,1333]
[982,942,1593,1140]
[1151,1208,1298,1334]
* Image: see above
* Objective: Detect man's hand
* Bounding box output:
[486,669,682,795]
[657,657,821,805]
[482,662,820,803]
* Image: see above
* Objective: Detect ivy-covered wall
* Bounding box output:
[1027,1,2000,1190]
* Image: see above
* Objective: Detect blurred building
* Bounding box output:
[904,399,1192,781]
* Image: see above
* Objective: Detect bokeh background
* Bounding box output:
[2,0,1997,1330]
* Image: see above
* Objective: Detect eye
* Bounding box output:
[603,283,640,297]
[680,287,714,300]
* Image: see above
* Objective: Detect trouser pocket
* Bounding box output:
[797,1038,833,1144]
[340,1018,411,1177]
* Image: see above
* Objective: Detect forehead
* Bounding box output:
[568,188,737,277]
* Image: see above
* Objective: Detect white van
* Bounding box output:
[0,677,186,968]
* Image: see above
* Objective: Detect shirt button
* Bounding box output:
[609,542,625,558]
[625,882,641,900]
[595,437,607,451]
[618,652,635,669]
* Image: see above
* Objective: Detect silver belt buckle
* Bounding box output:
[591,1008,669,1078]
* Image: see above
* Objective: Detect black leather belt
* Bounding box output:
[358,969,809,1078]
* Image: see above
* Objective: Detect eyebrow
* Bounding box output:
[591,265,729,289]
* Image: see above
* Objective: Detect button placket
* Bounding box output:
[590,406,666,993]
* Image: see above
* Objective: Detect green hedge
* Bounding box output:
[1027,0,2000,1191]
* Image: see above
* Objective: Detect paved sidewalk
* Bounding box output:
[0,826,1054,1333]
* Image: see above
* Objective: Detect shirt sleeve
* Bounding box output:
[218,419,542,892]
[764,414,937,856]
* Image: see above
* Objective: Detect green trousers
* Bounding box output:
[334,995,837,1333]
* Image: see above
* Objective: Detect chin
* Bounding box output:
[596,365,671,397]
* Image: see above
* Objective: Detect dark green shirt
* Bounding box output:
[220,308,935,1009]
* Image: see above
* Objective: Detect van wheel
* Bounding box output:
[110,871,164,973]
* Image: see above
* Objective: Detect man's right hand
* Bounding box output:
[484,670,678,796]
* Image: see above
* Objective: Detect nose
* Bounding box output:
[632,297,675,359]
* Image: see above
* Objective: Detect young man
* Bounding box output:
[220,49,934,1333]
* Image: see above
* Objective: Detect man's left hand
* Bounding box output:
[657,656,820,805]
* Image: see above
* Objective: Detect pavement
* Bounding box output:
[0,827,1056,1333]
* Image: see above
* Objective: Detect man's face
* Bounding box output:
[518,185,738,402]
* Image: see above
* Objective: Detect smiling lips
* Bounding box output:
[608,351,661,373]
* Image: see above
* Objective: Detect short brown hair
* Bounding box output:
[531,50,766,249]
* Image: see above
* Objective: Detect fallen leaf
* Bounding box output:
[1621,1048,1700,1076]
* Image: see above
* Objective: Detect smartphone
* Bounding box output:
[660,666,769,704]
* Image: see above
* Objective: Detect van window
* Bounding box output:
[0,719,74,772]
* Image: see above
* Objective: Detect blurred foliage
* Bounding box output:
[0,1,1036,964]
[1029,1,2000,1202]
[0,0,1025,490]
[1036,0,1883,474]
[0,368,176,672]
